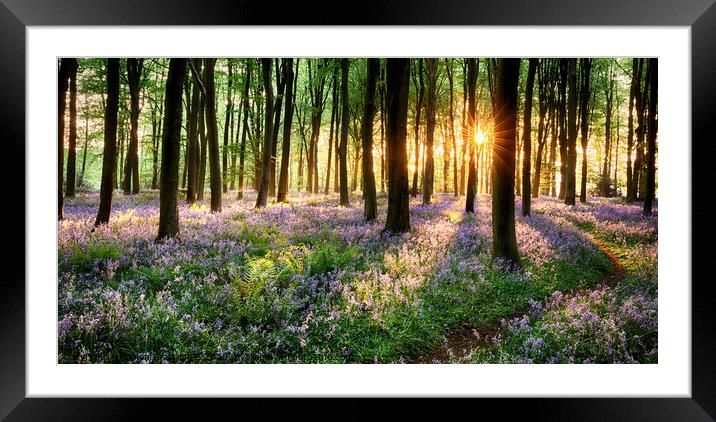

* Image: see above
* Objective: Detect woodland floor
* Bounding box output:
[57,190,657,364]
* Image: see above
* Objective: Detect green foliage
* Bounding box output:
[64,241,122,273]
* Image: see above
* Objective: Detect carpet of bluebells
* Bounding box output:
[58,190,656,364]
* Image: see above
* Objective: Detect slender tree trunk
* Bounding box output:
[58,59,71,220]
[384,58,411,233]
[325,64,338,195]
[123,58,143,195]
[237,59,251,200]
[565,58,578,205]
[521,59,537,215]
[222,60,233,194]
[156,59,188,241]
[270,59,286,197]
[94,59,120,228]
[558,59,568,200]
[362,58,379,221]
[491,58,522,266]
[78,96,90,188]
[256,59,274,208]
[411,59,424,197]
[339,59,350,206]
[465,59,478,213]
[186,59,202,204]
[203,58,222,212]
[65,59,78,198]
[422,58,438,204]
[277,58,295,203]
[626,59,640,202]
[197,88,207,200]
[643,58,658,216]
[579,59,592,203]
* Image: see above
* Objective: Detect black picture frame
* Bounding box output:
[1,0,712,420]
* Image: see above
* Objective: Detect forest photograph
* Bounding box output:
[57,57,658,364]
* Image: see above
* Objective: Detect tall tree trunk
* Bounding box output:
[446,60,458,197]
[643,58,658,216]
[422,58,438,204]
[465,59,478,213]
[94,59,120,228]
[411,59,424,197]
[65,59,78,198]
[255,59,274,208]
[558,59,568,200]
[58,59,71,220]
[324,64,338,195]
[197,87,207,200]
[270,58,286,197]
[521,59,537,215]
[362,58,379,221]
[203,58,222,212]
[579,59,593,203]
[78,96,90,188]
[277,58,295,203]
[626,59,641,202]
[601,63,615,197]
[565,58,578,205]
[186,59,202,204]
[222,60,233,193]
[384,58,411,233]
[237,59,251,199]
[156,59,188,241]
[491,58,521,266]
[339,58,350,206]
[124,58,143,195]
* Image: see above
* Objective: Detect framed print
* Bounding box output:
[2,0,714,420]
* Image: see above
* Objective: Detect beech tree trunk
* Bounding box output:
[565,58,578,205]
[237,59,251,200]
[521,59,537,215]
[384,59,411,233]
[643,58,658,216]
[422,58,438,204]
[123,58,143,195]
[222,60,233,194]
[465,59,478,213]
[578,59,592,203]
[65,59,78,198]
[362,58,379,221]
[277,58,295,203]
[491,58,521,266]
[94,59,120,228]
[339,58,350,206]
[58,59,71,220]
[203,58,222,212]
[411,59,424,198]
[255,59,274,208]
[186,59,202,204]
[156,59,188,241]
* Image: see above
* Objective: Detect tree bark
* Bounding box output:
[156,59,188,241]
[186,59,202,204]
[94,59,120,228]
[203,58,222,212]
[565,58,578,205]
[65,59,79,198]
[465,59,478,213]
[237,59,251,200]
[578,59,592,203]
[384,59,411,233]
[422,58,438,204]
[491,58,522,266]
[277,58,295,203]
[643,58,658,216]
[339,58,350,206]
[123,58,143,195]
[362,58,379,221]
[411,58,424,198]
[521,59,537,215]
[58,59,71,220]
[255,59,274,208]
[222,59,233,194]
